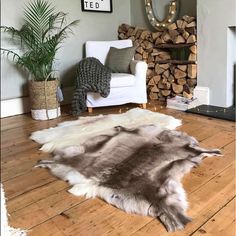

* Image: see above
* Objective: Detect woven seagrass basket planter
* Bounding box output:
[29,80,61,120]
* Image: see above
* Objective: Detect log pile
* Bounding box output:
[118,15,197,100]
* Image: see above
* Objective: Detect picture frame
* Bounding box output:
[81,0,113,13]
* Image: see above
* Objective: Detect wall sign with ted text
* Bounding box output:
[81,0,112,13]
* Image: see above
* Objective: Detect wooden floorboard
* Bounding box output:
[1,102,235,236]
[191,197,235,236]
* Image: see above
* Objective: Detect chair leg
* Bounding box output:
[88,107,93,113]
[141,103,147,109]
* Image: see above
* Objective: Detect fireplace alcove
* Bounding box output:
[118,14,197,101]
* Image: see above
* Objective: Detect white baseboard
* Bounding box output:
[194,86,210,105]
[0,86,74,118]
[1,97,30,118]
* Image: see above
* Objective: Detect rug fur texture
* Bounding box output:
[32,108,221,232]
[30,108,181,152]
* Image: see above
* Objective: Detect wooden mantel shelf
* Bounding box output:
[156,60,196,65]
[155,43,196,49]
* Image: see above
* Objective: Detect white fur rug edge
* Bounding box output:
[30,108,182,153]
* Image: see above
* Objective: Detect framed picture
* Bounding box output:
[81,0,113,13]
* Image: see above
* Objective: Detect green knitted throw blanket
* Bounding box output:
[72,57,112,115]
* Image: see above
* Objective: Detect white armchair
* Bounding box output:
[85,39,148,112]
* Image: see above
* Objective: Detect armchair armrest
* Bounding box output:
[130,60,148,103]
[130,60,148,77]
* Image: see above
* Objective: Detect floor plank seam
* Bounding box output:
[199,131,234,145]
[2,169,39,183]
[8,183,71,214]
[2,146,40,160]
[129,219,154,235]
[6,179,57,200]
[27,198,89,231]
[189,195,236,236]
[187,162,234,195]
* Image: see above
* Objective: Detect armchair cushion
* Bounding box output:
[86,40,133,65]
[105,46,136,73]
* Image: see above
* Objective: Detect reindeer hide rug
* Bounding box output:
[33,109,221,232]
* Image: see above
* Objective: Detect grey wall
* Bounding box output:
[1,0,130,100]
[130,0,196,31]
[2,0,235,108]
[197,0,236,107]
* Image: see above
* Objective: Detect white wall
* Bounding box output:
[197,0,236,107]
[227,27,236,106]
[1,0,131,100]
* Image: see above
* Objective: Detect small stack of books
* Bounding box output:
[166,96,200,111]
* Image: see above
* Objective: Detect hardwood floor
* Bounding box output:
[1,102,235,236]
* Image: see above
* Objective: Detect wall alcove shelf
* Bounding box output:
[154,43,197,65]
[155,43,196,49]
[154,43,197,49]
[155,60,196,65]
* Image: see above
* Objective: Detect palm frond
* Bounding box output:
[1,0,79,81]
[47,19,80,44]
[0,48,21,63]
[42,12,66,40]
[24,0,55,44]
[1,26,21,38]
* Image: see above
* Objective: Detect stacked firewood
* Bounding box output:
[118,15,197,100]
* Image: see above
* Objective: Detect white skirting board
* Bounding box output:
[0,86,209,118]
[1,97,30,118]
[0,87,74,118]
[193,86,210,105]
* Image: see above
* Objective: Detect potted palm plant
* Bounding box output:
[1,0,79,120]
